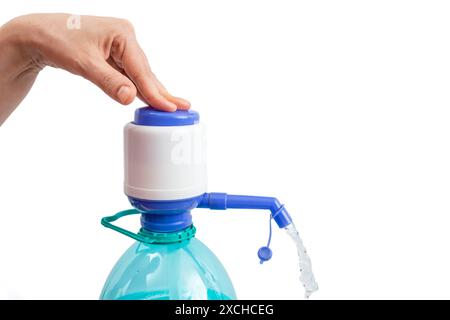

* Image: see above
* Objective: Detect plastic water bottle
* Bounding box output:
[100,223,236,299]
[100,107,316,300]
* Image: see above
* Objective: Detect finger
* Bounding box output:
[152,74,191,110]
[121,41,177,111]
[83,57,137,105]
[130,82,168,112]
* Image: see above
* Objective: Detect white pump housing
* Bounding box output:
[124,109,207,201]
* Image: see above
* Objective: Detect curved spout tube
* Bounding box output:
[198,193,293,228]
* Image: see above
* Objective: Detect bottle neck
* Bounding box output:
[138,224,196,244]
[128,195,204,233]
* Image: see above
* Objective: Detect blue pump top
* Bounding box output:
[134,107,199,126]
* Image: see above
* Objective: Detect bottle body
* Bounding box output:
[100,237,236,300]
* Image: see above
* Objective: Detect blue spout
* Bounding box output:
[126,193,293,264]
[128,192,292,232]
[198,193,293,228]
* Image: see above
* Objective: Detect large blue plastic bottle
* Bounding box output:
[100,224,236,300]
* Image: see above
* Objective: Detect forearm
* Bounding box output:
[0,17,44,126]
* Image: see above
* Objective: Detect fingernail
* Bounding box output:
[182,100,191,109]
[167,102,177,111]
[117,85,131,104]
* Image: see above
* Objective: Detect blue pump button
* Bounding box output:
[134,107,199,126]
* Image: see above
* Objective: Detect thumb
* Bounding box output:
[83,58,137,105]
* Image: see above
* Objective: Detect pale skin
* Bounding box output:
[0,13,190,125]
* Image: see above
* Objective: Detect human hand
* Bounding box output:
[0,14,189,124]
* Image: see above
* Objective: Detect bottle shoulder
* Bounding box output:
[129,237,217,261]
[101,237,237,300]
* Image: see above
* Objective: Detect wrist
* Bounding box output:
[0,15,46,77]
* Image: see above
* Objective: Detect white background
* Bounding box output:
[1,0,450,300]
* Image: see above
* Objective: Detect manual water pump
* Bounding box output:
[100,107,318,300]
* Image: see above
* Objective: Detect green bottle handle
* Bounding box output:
[101,209,153,243]
[101,209,196,244]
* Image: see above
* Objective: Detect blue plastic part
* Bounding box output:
[198,193,293,228]
[257,214,273,264]
[266,214,273,248]
[127,191,292,264]
[128,195,204,212]
[128,195,204,233]
[134,106,199,126]
[100,238,237,300]
[140,211,192,233]
[128,193,292,232]
[258,247,273,263]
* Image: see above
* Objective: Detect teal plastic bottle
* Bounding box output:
[100,223,236,300]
